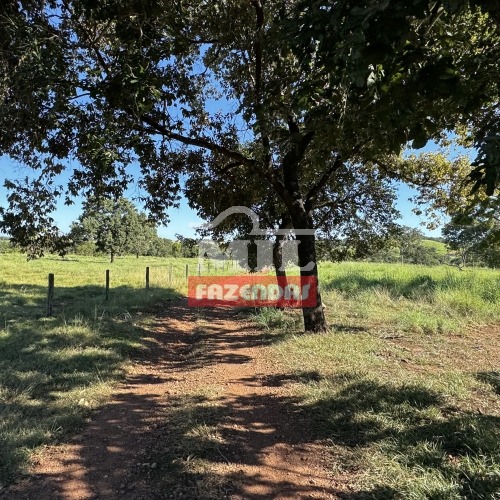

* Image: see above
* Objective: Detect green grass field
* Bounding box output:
[320,261,500,334]
[1,253,499,496]
[0,253,193,485]
[258,262,500,498]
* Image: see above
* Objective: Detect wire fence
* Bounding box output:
[44,261,238,316]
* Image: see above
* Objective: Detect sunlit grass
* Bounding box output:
[2,252,499,496]
[260,262,500,498]
[0,252,198,485]
[320,261,500,333]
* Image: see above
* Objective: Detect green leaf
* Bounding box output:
[412,135,428,150]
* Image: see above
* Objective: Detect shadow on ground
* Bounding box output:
[136,305,294,372]
[0,282,179,486]
[3,300,500,499]
[476,371,500,394]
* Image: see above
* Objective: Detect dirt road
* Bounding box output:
[4,301,336,499]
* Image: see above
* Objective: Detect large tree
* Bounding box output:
[443,198,500,268]
[186,155,400,274]
[0,0,499,330]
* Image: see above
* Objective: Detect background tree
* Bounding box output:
[396,227,426,265]
[365,229,445,265]
[174,235,199,259]
[0,236,15,254]
[70,198,157,262]
[365,238,401,264]
[1,1,499,330]
[127,211,157,259]
[443,198,500,268]
[146,237,176,258]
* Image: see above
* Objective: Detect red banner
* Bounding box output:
[188,275,318,308]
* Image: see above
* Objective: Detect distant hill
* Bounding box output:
[422,238,448,255]
[421,238,447,255]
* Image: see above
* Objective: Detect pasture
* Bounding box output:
[0,253,499,497]
[261,262,500,498]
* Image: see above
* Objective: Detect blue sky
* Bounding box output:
[395,183,438,236]
[0,139,473,240]
[0,156,206,238]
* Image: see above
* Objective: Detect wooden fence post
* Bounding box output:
[146,266,150,290]
[198,262,201,276]
[105,269,110,301]
[185,264,189,280]
[46,273,54,317]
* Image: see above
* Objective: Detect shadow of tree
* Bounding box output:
[298,374,500,498]
[81,373,498,499]
[1,295,330,498]
[0,282,179,486]
[324,272,439,299]
[138,305,300,372]
[2,295,499,499]
[476,371,500,395]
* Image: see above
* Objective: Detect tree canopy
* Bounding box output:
[443,197,500,268]
[186,155,401,273]
[1,0,499,330]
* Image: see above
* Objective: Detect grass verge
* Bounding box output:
[0,253,188,486]
[259,262,500,498]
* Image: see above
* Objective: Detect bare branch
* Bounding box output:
[249,0,273,172]
[305,154,343,210]
[141,115,255,167]
[187,38,220,44]
[219,161,244,173]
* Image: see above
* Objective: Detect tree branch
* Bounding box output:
[219,161,244,173]
[62,0,110,74]
[282,116,315,206]
[305,154,343,211]
[140,115,256,167]
[187,38,220,44]
[372,157,441,188]
[250,0,273,180]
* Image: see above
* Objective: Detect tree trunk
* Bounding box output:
[272,233,287,278]
[110,251,114,263]
[296,231,327,332]
[286,203,326,332]
[272,234,287,310]
[275,118,326,332]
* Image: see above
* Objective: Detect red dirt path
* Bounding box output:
[3,300,338,499]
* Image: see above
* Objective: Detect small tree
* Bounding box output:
[70,198,157,262]
[396,227,425,264]
[126,211,157,258]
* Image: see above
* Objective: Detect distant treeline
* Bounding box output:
[0,235,197,259]
[71,236,197,259]
[1,227,497,269]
